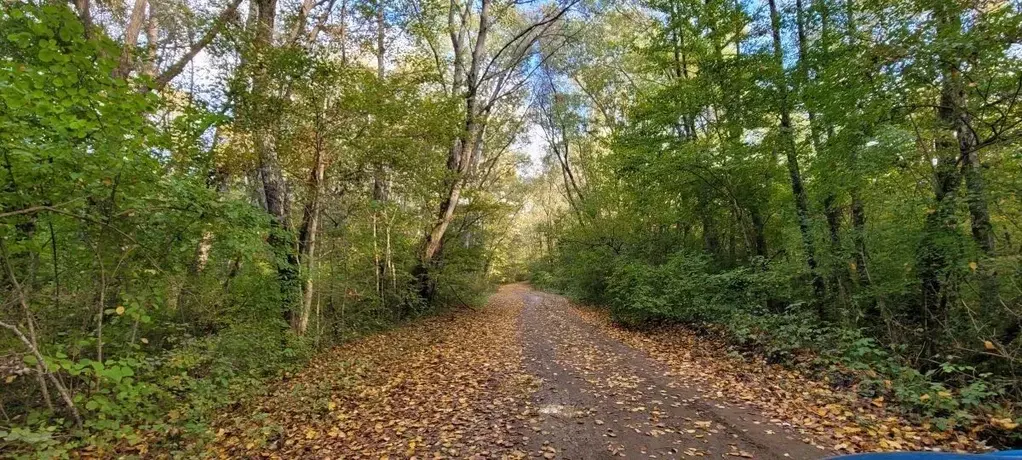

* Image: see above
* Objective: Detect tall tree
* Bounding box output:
[417,0,578,298]
[767,0,825,303]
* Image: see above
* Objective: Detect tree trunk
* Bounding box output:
[143,2,158,77]
[849,189,869,287]
[796,0,848,315]
[373,4,390,302]
[962,105,997,314]
[916,0,970,356]
[250,0,303,332]
[697,188,720,258]
[420,0,491,284]
[668,3,696,140]
[75,0,91,36]
[296,142,327,335]
[823,195,851,312]
[767,0,826,305]
[114,0,148,78]
[964,153,993,255]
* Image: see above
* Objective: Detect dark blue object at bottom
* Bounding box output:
[833,452,1022,460]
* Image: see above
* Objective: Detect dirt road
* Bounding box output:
[516,287,821,459]
[214,284,829,459]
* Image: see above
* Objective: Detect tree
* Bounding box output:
[414,0,579,299]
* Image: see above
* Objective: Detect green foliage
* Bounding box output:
[1,0,518,455]
[549,247,1012,431]
[525,0,1022,443]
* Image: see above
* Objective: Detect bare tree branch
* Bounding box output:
[150,0,244,91]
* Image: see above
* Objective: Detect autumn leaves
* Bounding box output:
[212,286,533,458]
[213,285,994,458]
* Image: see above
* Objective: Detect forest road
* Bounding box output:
[515,286,823,459]
[213,284,829,459]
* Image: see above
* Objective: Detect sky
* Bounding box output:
[520,125,549,178]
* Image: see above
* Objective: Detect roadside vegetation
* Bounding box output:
[524,0,1022,447]
[3,0,1022,455]
[0,0,552,455]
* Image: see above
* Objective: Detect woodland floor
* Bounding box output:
[210,284,984,459]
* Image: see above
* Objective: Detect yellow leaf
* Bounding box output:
[969,261,978,272]
[984,340,996,350]
[115,306,125,315]
[140,338,149,344]
[327,401,337,411]
[919,393,930,402]
[937,391,952,398]
[305,428,318,439]
[5,375,15,383]
[992,417,1019,430]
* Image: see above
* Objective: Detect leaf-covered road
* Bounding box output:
[518,288,819,459]
[212,285,976,458]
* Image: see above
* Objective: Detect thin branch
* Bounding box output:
[150,0,244,91]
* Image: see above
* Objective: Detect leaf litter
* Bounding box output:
[208,284,991,459]
[571,303,990,454]
[210,286,535,459]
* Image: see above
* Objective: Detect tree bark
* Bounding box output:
[668,3,696,140]
[767,0,826,304]
[248,0,303,332]
[960,70,997,314]
[298,203,320,336]
[143,2,159,77]
[75,0,91,37]
[114,0,148,78]
[797,0,851,315]
[372,0,390,301]
[916,0,970,355]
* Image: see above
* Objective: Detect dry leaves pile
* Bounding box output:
[572,306,988,454]
[210,287,534,459]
